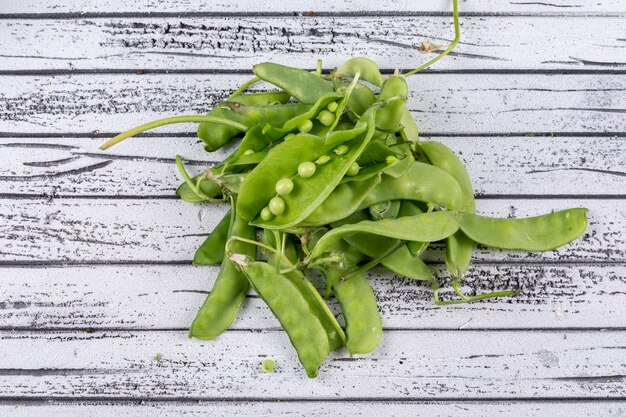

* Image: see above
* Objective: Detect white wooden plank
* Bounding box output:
[1,136,624,197]
[1,264,624,330]
[1,74,624,135]
[0,198,612,263]
[0,16,624,71]
[0,330,624,398]
[2,401,625,417]
[4,0,624,15]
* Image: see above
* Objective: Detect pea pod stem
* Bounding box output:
[100,116,249,150]
[344,240,403,279]
[175,155,216,202]
[432,280,520,306]
[403,0,460,77]
[228,76,261,99]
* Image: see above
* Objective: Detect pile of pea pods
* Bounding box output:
[100,56,588,377]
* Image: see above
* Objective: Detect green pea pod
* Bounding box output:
[236,260,330,378]
[375,76,408,132]
[309,211,459,260]
[249,110,377,229]
[177,174,222,203]
[330,270,382,355]
[335,57,385,87]
[360,162,463,211]
[398,201,428,256]
[253,62,334,104]
[199,102,311,151]
[346,82,377,117]
[421,141,476,279]
[382,142,415,178]
[193,210,231,265]
[457,209,588,251]
[218,125,272,169]
[189,210,256,340]
[301,175,381,227]
[262,231,347,351]
[325,117,368,148]
[399,107,419,142]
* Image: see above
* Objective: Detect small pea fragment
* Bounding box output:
[334,145,349,155]
[316,155,331,165]
[346,162,360,176]
[298,119,313,133]
[262,359,275,373]
[276,178,294,195]
[285,133,296,141]
[317,110,336,126]
[269,197,286,215]
[298,161,317,178]
[327,101,339,112]
[385,155,397,164]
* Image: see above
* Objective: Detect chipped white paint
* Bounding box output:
[1,264,625,330]
[1,74,624,135]
[0,16,624,70]
[1,136,625,197]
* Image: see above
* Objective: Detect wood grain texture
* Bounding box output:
[1,264,624,330]
[1,136,624,197]
[0,330,624,399]
[0,198,611,263]
[4,0,625,15]
[1,16,625,71]
[1,74,624,135]
[3,401,626,417]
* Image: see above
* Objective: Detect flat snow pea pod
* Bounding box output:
[421,140,476,278]
[301,175,381,227]
[309,211,459,260]
[398,201,428,256]
[457,209,588,251]
[237,133,324,221]
[335,57,384,87]
[189,211,256,340]
[375,76,408,132]
[262,232,347,351]
[236,260,330,378]
[359,162,463,212]
[199,102,312,151]
[253,62,334,104]
[399,107,419,142]
[193,209,231,265]
[177,174,222,203]
[330,270,382,355]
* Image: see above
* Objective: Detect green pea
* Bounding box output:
[275,178,294,195]
[269,197,286,215]
[317,110,335,126]
[262,359,275,373]
[260,207,274,221]
[285,133,296,141]
[242,149,255,155]
[334,145,349,155]
[327,101,339,112]
[298,161,316,178]
[346,162,360,176]
[316,155,331,165]
[385,155,397,164]
[298,119,313,133]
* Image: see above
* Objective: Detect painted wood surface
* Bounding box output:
[3,401,626,417]
[1,264,625,330]
[1,0,624,414]
[2,135,625,198]
[1,330,625,399]
[5,0,625,15]
[1,74,625,135]
[1,16,625,71]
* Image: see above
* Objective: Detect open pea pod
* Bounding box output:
[235,259,330,378]
[359,162,464,211]
[457,209,588,251]
[309,211,459,260]
[249,110,378,229]
[253,62,334,104]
